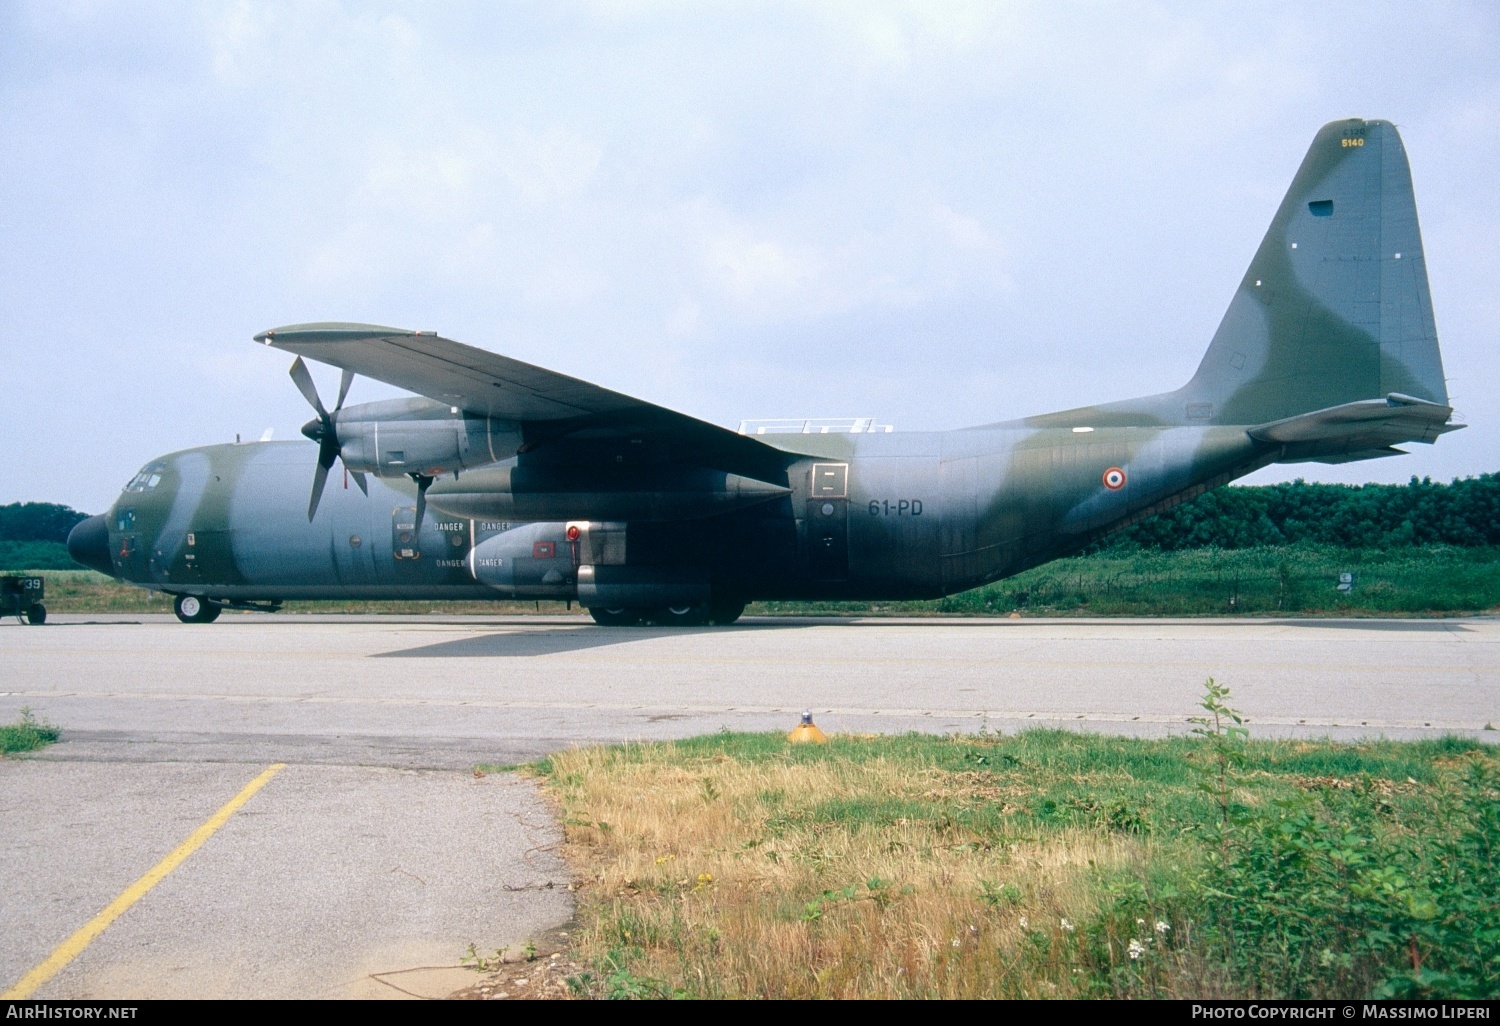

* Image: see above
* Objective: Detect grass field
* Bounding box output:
[534,690,1499,999]
[10,570,588,617]
[755,545,1500,618]
[12,545,1500,618]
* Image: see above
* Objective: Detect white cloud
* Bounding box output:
[703,227,824,310]
[666,296,701,337]
[360,138,485,219]
[931,204,996,253]
[498,127,603,205]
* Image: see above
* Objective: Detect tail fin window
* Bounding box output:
[1308,200,1334,217]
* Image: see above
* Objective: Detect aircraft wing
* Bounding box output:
[257,322,651,420]
[255,322,797,482]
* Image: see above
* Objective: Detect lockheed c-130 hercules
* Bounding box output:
[66,119,1461,626]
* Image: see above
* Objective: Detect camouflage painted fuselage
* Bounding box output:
[88,421,1266,604]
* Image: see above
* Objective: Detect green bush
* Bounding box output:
[1112,474,1500,551]
[0,707,61,755]
[0,540,80,570]
[0,502,89,544]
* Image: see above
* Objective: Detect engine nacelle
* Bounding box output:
[467,522,575,598]
[333,397,522,478]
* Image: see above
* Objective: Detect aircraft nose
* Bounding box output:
[67,514,115,576]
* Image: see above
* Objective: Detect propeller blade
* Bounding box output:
[317,430,340,471]
[335,368,355,411]
[288,357,328,419]
[411,473,434,534]
[308,460,330,521]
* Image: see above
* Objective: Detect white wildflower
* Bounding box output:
[1060,918,1075,932]
[951,938,961,948]
[1155,920,1171,935]
[1128,938,1146,960]
[1136,918,1146,927]
[1018,915,1029,929]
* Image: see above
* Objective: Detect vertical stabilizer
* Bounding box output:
[1182,118,1447,424]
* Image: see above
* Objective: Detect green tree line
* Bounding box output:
[0,502,91,570]
[0,502,89,544]
[1110,474,1500,551]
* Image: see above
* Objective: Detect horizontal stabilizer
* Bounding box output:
[1248,392,1460,462]
[1280,446,1407,465]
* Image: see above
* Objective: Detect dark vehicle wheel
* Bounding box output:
[652,603,709,627]
[588,606,642,627]
[24,603,46,625]
[174,595,221,624]
[708,599,746,625]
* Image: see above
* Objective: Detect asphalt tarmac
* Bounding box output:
[2,613,1496,998]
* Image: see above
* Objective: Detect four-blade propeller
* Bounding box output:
[289,357,367,521]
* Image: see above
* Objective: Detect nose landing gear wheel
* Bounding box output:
[174,595,222,624]
[588,606,642,627]
[24,603,46,625]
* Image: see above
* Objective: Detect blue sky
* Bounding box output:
[2,1,1496,512]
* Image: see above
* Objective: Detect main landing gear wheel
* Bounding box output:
[174,595,222,624]
[588,606,642,627]
[652,604,709,627]
[708,599,746,626]
[24,603,46,625]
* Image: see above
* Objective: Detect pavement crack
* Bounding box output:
[366,964,468,999]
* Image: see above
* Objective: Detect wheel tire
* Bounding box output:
[652,603,709,627]
[24,603,46,625]
[174,595,221,624]
[708,599,746,626]
[588,606,642,627]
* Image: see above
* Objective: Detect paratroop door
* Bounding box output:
[806,463,849,581]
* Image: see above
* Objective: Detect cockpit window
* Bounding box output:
[125,462,166,493]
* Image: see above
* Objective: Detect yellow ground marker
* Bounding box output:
[2,762,287,1000]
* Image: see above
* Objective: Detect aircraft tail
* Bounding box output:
[1179,117,1448,425]
[1018,119,1458,458]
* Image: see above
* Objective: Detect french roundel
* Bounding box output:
[1102,467,1126,490]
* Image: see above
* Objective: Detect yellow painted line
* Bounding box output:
[1,762,287,1000]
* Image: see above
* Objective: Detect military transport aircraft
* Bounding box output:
[67,119,1460,626]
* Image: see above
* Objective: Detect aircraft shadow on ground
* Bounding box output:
[375,626,716,658]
